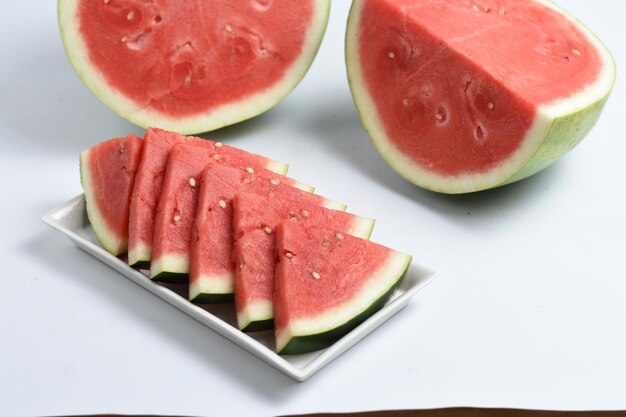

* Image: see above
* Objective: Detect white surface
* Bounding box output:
[0,0,624,415]
[41,194,436,382]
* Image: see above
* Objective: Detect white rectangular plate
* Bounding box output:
[42,195,436,381]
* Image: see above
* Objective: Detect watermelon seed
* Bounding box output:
[336,233,344,240]
[472,4,479,12]
[121,36,128,43]
[214,142,223,148]
[225,25,235,35]
[103,0,109,4]
[127,10,135,20]
[119,142,125,153]
[572,49,581,56]
[188,177,196,188]
[322,239,330,248]
[289,216,297,221]
[286,252,294,259]
[213,154,222,161]
[246,167,255,174]
[499,6,506,15]
[154,15,162,23]
[487,102,495,110]
[270,178,280,186]
[173,214,181,223]
[402,98,410,107]
[311,272,321,280]
[387,51,396,59]
[219,200,227,209]
[264,226,273,235]
[434,113,443,121]
[301,209,310,218]
[184,73,192,86]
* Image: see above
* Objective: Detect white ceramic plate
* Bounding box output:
[42,195,436,381]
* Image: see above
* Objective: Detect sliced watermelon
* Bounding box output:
[274,221,411,355]
[232,192,375,332]
[128,127,287,268]
[346,0,616,193]
[189,164,346,304]
[151,143,302,283]
[58,0,330,134]
[80,134,143,255]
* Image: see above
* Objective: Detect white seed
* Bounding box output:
[499,6,506,15]
[127,10,134,20]
[246,167,255,174]
[289,215,298,221]
[402,98,410,107]
[336,232,344,240]
[243,178,253,184]
[388,51,396,59]
[103,0,109,4]
[322,239,330,248]
[472,4,479,12]
[214,142,223,148]
[264,226,272,234]
[286,252,294,259]
[269,178,280,186]
[184,73,192,85]
[188,177,196,187]
[121,36,128,42]
[487,102,495,110]
[225,25,235,34]
[572,49,581,56]
[301,209,310,218]
[434,113,443,120]
[173,215,181,222]
[218,200,227,209]
[213,154,222,160]
[311,271,320,280]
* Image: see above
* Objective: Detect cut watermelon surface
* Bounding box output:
[346,0,616,193]
[189,164,346,304]
[58,0,331,134]
[128,128,286,268]
[80,134,143,256]
[274,222,411,355]
[233,192,375,332]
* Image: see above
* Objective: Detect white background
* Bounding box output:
[1,1,625,415]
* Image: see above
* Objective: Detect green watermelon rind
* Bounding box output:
[345,0,616,194]
[80,149,126,256]
[236,216,377,332]
[277,251,411,355]
[57,0,332,135]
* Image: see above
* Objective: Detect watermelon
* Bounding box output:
[151,143,303,283]
[128,128,286,268]
[58,0,331,134]
[189,164,345,304]
[274,221,411,355]
[232,192,375,332]
[346,0,616,194]
[80,134,143,255]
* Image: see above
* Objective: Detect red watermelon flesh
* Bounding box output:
[150,143,300,282]
[274,221,411,354]
[189,164,346,304]
[80,134,143,256]
[128,127,286,268]
[347,0,615,193]
[232,192,375,332]
[59,0,330,134]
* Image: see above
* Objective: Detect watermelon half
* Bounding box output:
[128,128,286,268]
[58,0,330,134]
[346,0,616,193]
[274,221,411,355]
[189,163,344,304]
[80,134,143,255]
[233,192,375,332]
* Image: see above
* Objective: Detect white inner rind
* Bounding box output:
[128,242,151,266]
[58,0,331,135]
[150,254,189,279]
[237,299,273,330]
[80,150,125,255]
[276,251,411,353]
[349,217,376,239]
[189,273,234,301]
[345,0,616,194]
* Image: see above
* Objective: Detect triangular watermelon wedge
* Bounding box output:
[80,134,143,256]
[233,192,375,332]
[274,221,411,355]
[151,143,305,283]
[128,128,287,268]
[189,164,346,304]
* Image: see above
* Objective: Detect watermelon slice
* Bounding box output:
[58,0,331,134]
[274,221,411,355]
[151,143,304,283]
[346,0,616,193]
[128,128,286,268]
[232,192,375,332]
[189,164,346,304]
[80,134,143,255]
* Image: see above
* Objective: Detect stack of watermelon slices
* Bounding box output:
[79,128,412,355]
